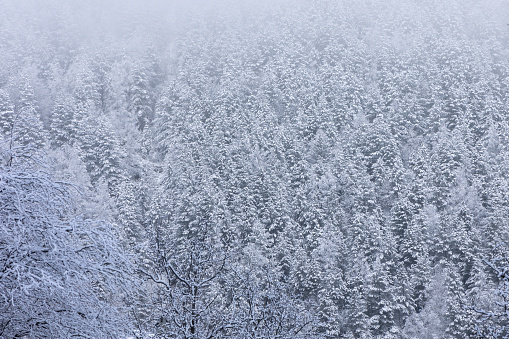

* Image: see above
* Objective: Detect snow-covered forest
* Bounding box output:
[2,0,509,337]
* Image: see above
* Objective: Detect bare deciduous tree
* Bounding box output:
[0,146,135,338]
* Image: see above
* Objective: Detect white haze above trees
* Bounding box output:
[2,0,509,337]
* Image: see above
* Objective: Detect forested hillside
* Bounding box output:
[2,0,509,337]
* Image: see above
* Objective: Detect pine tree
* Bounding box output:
[49,95,76,147]
[11,77,47,149]
[0,89,14,138]
[128,67,153,131]
[75,113,123,191]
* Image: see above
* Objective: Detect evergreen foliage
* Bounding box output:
[1,0,509,337]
